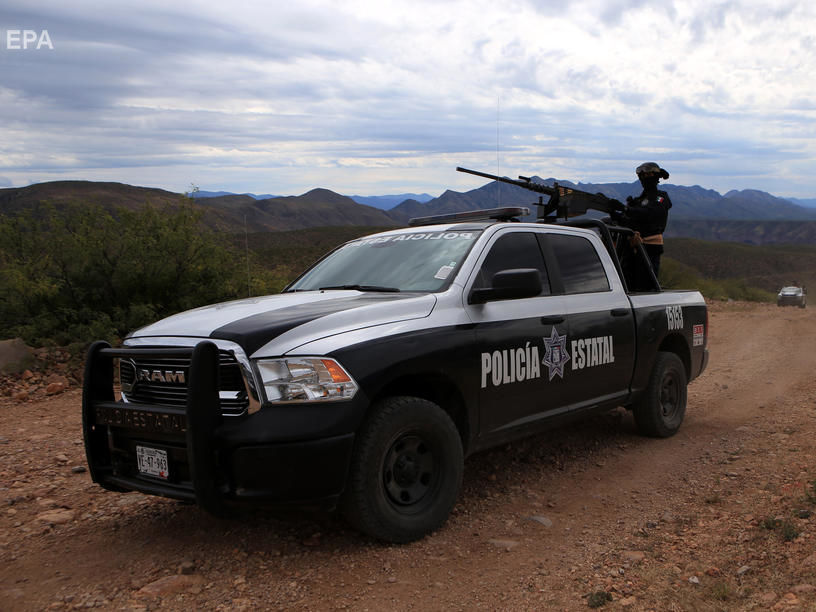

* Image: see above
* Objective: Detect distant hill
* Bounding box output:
[193,190,280,200]
[3,178,816,244]
[0,181,396,233]
[389,177,816,224]
[350,193,434,210]
[195,190,434,209]
[0,180,184,215]
[786,197,816,209]
[666,220,816,246]
[207,189,396,231]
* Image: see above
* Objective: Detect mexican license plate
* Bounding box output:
[136,445,169,479]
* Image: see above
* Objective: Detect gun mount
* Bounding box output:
[456,166,621,222]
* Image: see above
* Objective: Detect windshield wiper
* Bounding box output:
[319,284,401,292]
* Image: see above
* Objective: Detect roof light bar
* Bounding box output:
[408,207,530,227]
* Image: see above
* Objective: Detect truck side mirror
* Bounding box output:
[469,268,543,304]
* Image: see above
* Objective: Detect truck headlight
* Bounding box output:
[255,357,358,403]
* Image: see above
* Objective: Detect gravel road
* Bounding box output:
[2,301,816,611]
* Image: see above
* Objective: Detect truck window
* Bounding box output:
[548,234,610,294]
[287,230,482,293]
[474,232,551,295]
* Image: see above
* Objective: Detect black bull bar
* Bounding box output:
[81,340,227,515]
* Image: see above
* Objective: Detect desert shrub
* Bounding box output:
[660,257,775,302]
[0,200,242,346]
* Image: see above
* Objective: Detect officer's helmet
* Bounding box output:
[636,162,669,180]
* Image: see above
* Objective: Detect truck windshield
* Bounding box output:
[286,229,482,293]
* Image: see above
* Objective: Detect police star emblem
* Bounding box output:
[543,328,570,380]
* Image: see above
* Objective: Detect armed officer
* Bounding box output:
[611,162,672,279]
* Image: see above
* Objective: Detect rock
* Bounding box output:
[619,596,637,607]
[136,574,205,598]
[689,576,700,585]
[487,538,519,551]
[71,466,87,474]
[526,515,553,528]
[55,454,69,463]
[621,551,645,565]
[791,584,815,594]
[178,561,196,575]
[736,565,751,576]
[760,592,778,604]
[36,509,75,525]
[0,339,34,373]
[46,382,67,395]
[21,370,34,380]
[12,390,29,402]
[774,593,799,608]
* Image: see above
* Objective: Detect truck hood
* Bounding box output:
[129,291,437,356]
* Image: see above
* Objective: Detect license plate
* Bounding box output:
[136,445,169,479]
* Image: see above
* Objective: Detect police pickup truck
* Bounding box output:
[83,206,708,543]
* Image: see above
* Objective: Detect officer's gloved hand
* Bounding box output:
[608,199,625,221]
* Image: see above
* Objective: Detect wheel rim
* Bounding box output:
[383,434,435,508]
[659,370,680,420]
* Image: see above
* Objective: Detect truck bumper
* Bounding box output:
[82,341,356,514]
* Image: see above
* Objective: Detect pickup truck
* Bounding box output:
[82,206,709,543]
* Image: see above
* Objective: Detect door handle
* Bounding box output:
[540,315,564,325]
[610,308,629,317]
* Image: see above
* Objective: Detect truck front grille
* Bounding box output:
[119,351,248,416]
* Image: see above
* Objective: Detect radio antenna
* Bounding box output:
[496,95,501,207]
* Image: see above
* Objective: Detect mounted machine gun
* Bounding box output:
[456,166,623,222]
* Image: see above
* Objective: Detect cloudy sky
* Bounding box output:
[2,0,815,198]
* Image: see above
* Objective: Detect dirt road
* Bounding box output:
[2,301,816,611]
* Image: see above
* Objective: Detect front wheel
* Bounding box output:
[342,396,463,543]
[633,352,687,438]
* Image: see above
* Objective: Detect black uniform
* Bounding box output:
[620,187,672,276]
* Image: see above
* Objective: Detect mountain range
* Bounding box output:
[2,177,816,244]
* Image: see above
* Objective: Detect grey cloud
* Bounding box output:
[596,0,653,27]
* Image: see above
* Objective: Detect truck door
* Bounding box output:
[543,232,636,410]
[464,230,570,437]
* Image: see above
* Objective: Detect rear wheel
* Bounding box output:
[633,352,687,438]
[342,396,463,543]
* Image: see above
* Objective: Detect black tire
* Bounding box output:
[342,396,463,543]
[633,352,687,438]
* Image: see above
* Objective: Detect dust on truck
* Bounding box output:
[83,177,709,544]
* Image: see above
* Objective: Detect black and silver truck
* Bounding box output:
[83,173,709,543]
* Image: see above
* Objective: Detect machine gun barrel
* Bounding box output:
[456,166,619,219]
[455,166,555,196]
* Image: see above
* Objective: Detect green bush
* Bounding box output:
[0,200,243,346]
[660,257,775,302]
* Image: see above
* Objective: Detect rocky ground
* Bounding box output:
[2,301,816,611]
